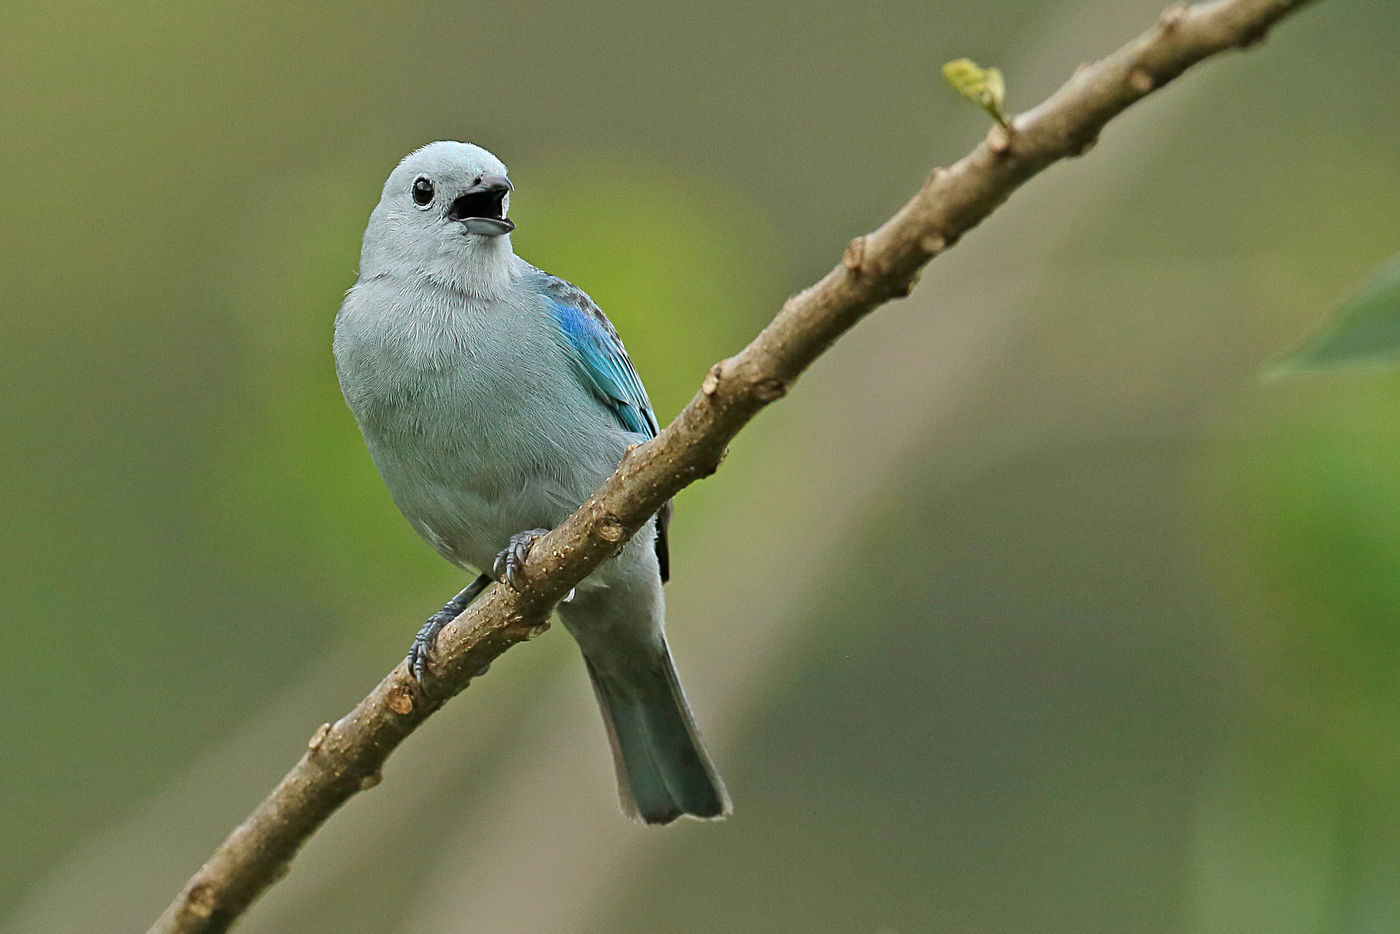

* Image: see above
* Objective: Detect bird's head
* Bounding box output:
[359,141,518,295]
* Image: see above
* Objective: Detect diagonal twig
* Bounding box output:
[151,2,1319,930]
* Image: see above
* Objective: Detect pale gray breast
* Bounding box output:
[334,275,630,566]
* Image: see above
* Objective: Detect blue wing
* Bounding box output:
[541,275,659,439]
[538,271,671,581]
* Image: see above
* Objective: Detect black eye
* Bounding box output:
[412,177,434,207]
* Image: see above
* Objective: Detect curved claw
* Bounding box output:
[408,614,447,682]
[406,573,493,683]
[493,528,549,591]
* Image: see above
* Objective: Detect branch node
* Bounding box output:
[358,770,382,791]
[842,236,868,274]
[596,513,625,542]
[701,360,728,397]
[1076,135,1099,157]
[526,621,551,641]
[1159,3,1188,29]
[307,723,331,752]
[186,884,217,920]
[986,122,1013,155]
[386,685,414,716]
[1129,68,1155,94]
[920,233,947,255]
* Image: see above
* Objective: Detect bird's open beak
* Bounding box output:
[447,174,515,236]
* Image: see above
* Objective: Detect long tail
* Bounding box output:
[583,640,730,824]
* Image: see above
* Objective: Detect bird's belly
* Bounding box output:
[361,378,630,573]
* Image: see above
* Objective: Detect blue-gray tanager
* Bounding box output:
[333,141,729,823]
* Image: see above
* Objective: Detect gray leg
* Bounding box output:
[409,573,492,681]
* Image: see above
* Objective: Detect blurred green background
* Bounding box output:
[4,1,1400,931]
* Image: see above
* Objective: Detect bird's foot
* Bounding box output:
[407,574,492,682]
[408,612,452,682]
[493,528,549,591]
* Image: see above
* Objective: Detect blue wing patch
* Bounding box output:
[537,269,671,582]
[541,275,659,439]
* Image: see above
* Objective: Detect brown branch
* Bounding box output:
[151,1,1318,930]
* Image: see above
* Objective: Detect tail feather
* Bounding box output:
[583,644,730,824]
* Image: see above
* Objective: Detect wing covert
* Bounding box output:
[539,271,671,581]
[542,276,659,439]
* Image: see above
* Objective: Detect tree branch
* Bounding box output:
[151,1,1318,930]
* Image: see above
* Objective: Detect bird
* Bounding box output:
[333,141,729,824]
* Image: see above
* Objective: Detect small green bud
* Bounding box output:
[942,58,1009,127]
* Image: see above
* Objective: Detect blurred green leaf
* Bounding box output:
[942,57,1008,126]
[1273,255,1400,374]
